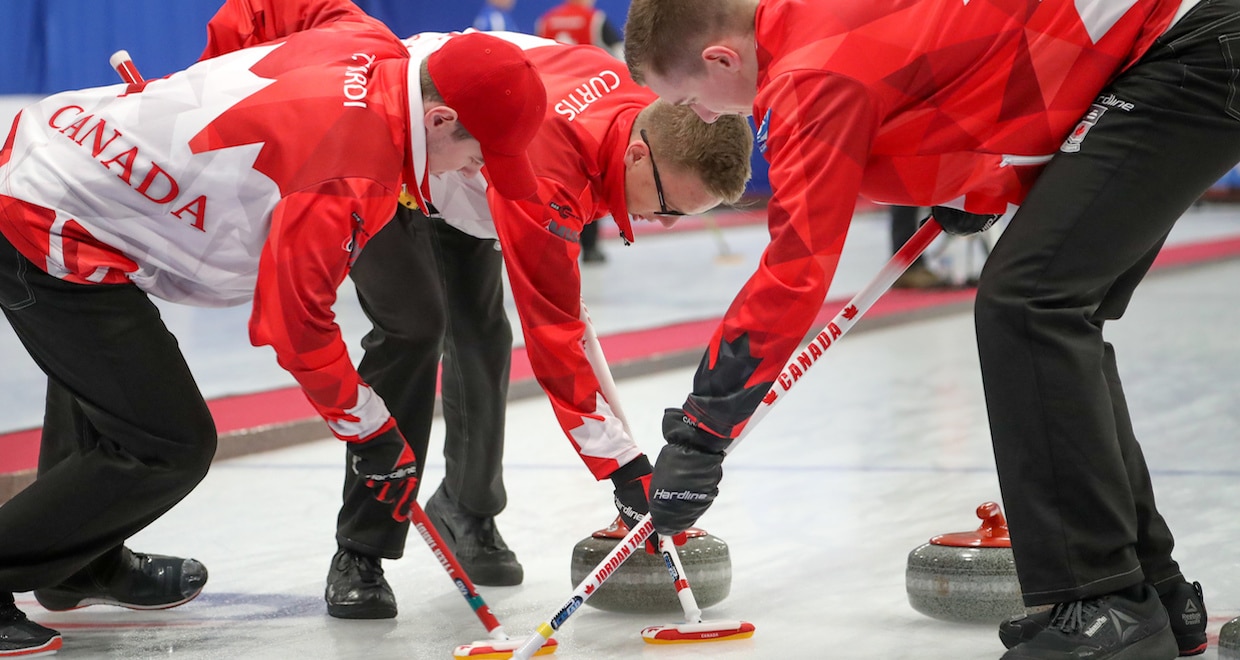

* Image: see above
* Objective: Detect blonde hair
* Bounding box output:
[636,100,752,204]
[624,0,754,83]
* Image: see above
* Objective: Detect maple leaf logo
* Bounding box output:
[568,392,628,464]
[584,584,595,595]
[692,333,775,434]
[842,305,859,320]
[762,391,778,405]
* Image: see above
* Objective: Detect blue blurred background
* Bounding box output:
[6,0,1239,198]
[0,0,632,93]
[0,0,773,195]
[0,0,772,195]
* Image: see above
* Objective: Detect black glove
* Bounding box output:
[931,206,1000,237]
[610,454,689,550]
[349,427,419,523]
[610,454,653,533]
[648,409,728,537]
[610,454,672,552]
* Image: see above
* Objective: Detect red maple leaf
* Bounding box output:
[842,305,859,320]
[762,391,777,405]
[584,584,595,595]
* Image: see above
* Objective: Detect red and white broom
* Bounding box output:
[513,217,944,658]
[407,505,556,659]
[109,50,144,87]
[108,49,556,660]
[607,218,946,645]
[640,534,755,644]
[579,302,755,645]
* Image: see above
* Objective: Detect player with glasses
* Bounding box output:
[317,32,756,620]
[641,128,689,218]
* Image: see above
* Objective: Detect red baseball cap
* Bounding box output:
[426,33,547,200]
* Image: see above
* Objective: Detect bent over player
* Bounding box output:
[625,0,1237,658]
[319,30,756,617]
[0,0,545,653]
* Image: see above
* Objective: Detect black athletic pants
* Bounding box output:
[976,0,1240,607]
[0,233,216,593]
[336,206,512,559]
[580,220,600,251]
[890,205,926,261]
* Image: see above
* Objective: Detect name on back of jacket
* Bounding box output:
[48,105,208,231]
[342,53,376,108]
[554,69,622,121]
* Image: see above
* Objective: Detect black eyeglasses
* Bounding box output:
[640,129,687,217]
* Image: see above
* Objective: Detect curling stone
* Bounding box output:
[906,502,1026,624]
[569,516,731,613]
[1221,616,1240,660]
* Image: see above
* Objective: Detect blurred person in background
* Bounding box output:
[536,0,626,264]
[474,0,520,32]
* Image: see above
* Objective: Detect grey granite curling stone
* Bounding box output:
[1221,616,1240,660]
[570,517,731,613]
[906,502,1026,624]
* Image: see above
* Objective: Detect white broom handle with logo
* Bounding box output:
[515,217,943,658]
[580,303,707,623]
[725,216,943,453]
[512,515,654,659]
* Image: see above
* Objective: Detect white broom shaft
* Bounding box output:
[521,309,665,659]
[580,303,706,623]
[512,515,655,660]
[580,304,632,437]
[728,217,943,452]
[659,535,703,623]
[630,219,941,639]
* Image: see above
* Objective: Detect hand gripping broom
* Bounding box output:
[513,217,944,658]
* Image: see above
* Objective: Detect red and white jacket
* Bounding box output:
[683,0,1191,441]
[409,32,652,479]
[0,0,426,443]
[491,38,653,480]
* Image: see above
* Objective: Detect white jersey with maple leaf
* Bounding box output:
[0,0,414,443]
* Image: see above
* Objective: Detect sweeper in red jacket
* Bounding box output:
[624,0,1236,657]
[0,1,545,652]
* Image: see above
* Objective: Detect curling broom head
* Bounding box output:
[453,637,557,658]
[640,620,755,644]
